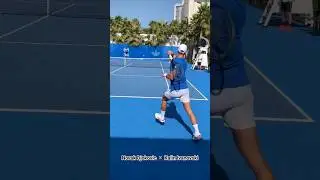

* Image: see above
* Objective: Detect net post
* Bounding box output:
[124,57,127,66]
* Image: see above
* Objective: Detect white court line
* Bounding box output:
[160,61,170,90]
[0,41,105,47]
[110,63,133,74]
[211,115,314,123]
[111,74,160,78]
[110,95,207,101]
[245,57,313,121]
[0,3,75,40]
[186,79,208,100]
[51,4,75,15]
[0,16,49,39]
[0,108,109,115]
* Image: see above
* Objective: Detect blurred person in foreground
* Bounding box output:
[211,0,274,179]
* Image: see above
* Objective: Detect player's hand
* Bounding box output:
[169,54,173,60]
[162,73,167,77]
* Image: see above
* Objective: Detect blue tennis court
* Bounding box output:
[110,57,210,180]
[212,5,320,180]
[0,2,108,179]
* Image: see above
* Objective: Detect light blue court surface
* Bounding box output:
[212,5,320,180]
[0,15,107,111]
[110,62,210,180]
[0,12,108,180]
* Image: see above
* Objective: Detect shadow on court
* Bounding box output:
[211,153,230,180]
[165,102,193,136]
[110,137,210,180]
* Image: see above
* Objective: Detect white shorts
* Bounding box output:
[164,88,190,103]
[211,85,255,130]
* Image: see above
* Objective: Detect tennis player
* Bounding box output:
[123,47,129,57]
[155,44,202,140]
[212,0,274,179]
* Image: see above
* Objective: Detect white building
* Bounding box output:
[174,0,209,22]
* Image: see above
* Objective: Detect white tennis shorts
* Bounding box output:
[164,88,190,103]
[211,85,255,130]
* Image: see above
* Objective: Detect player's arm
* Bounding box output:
[162,68,176,80]
[168,51,176,61]
[169,54,174,60]
[164,63,181,80]
[165,70,176,80]
[212,6,230,54]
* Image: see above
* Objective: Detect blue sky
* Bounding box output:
[110,0,182,27]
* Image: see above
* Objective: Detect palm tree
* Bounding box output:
[110,2,210,50]
[186,2,210,62]
[167,20,185,41]
[110,16,143,46]
[110,16,126,43]
[127,18,143,46]
[110,16,124,35]
[189,3,210,42]
[145,21,170,46]
[178,19,190,44]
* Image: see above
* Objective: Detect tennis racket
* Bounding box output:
[211,4,236,96]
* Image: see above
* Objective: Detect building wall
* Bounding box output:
[173,0,209,22]
[175,6,183,20]
[174,0,184,21]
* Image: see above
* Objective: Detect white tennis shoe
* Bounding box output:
[154,113,165,124]
[192,132,202,141]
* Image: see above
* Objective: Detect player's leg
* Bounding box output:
[222,86,273,180]
[182,102,202,140]
[154,91,171,123]
[231,128,273,180]
[180,89,201,140]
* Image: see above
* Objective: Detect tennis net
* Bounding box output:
[0,0,107,19]
[110,57,171,69]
